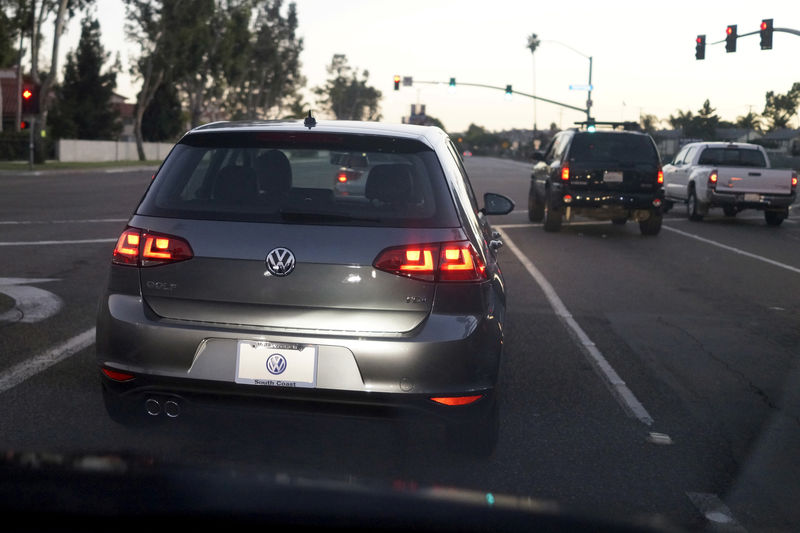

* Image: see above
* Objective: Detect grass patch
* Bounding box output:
[0,160,161,171]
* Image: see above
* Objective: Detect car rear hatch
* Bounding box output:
[566,132,661,193]
[699,147,791,196]
[129,129,463,336]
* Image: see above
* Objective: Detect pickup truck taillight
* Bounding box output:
[792,172,797,191]
[708,169,718,190]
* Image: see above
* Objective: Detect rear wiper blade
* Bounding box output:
[279,210,381,223]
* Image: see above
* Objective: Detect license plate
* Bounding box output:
[744,193,760,202]
[235,341,317,388]
[604,171,623,183]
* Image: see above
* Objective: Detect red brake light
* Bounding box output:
[561,164,570,181]
[430,395,483,406]
[657,169,664,184]
[708,169,718,188]
[791,172,797,189]
[373,241,487,282]
[112,227,193,267]
[337,173,348,183]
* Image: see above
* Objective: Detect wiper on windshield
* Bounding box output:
[279,210,382,223]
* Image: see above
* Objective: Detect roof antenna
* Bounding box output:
[304,110,316,129]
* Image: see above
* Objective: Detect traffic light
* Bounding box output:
[449,77,455,88]
[20,120,28,130]
[760,19,773,50]
[695,35,705,60]
[505,84,512,100]
[393,75,400,91]
[725,24,737,53]
[586,118,596,133]
[21,85,39,114]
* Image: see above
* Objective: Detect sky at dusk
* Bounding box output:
[50,0,800,133]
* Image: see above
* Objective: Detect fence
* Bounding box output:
[55,139,174,162]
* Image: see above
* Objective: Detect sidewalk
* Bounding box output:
[0,160,161,176]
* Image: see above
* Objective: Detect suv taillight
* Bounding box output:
[373,241,487,282]
[708,169,718,190]
[561,163,570,181]
[113,227,193,267]
[657,168,664,185]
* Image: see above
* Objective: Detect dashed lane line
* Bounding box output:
[496,228,655,426]
[0,328,95,395]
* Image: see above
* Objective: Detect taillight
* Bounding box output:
[792,172,797,190]
[373,241,487,282]
[101,368,135,382]
[112,227,193,267]
[430,395,483,406]
[708,169,718,189]
[657,168,664,185]
[561,163,570,181]
[337,172,348,183]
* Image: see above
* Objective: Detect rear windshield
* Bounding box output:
[137,131,459,228]
[569,133,659,166]
[697,147,766,168]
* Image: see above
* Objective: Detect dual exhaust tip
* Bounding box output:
[145,397,181,418]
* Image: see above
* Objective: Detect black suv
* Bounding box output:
[528,128,664,235]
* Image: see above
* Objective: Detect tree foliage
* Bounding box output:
[313,54,381,121]
[141,82,183,142]
[735,111,762,132]
[762,82,800,131]
[669,99,720,140]
[48,14,120,139]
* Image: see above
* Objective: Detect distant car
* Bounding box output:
[529,127,664,235]
[662,141,797,225]
[462,150,473,157]
[96,119,515,456]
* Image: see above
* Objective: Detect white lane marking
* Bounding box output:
[497,228,654,426]
[0,277,63,324]
[0,238,117,247]
[0,218,127,225]
[496,221,624,229]
[0,327,95,394]
[686,493,747,532]
[662,225,800,275]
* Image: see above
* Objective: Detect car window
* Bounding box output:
[569,133,659,165]
[672,146,688,165]
[697,147,767,168]
[683,146,697,165]
[137,132,460,228]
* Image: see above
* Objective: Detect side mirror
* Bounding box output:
[532,151,546,162]
[481,192,515,216]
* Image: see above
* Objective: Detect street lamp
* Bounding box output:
[526,33,540,132]
[540,39,593,122]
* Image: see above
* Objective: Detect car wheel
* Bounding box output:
[102,387,155,427]
[639,209,662,236]
[723,206,738,217]
[543,189,562,232]
[445,398,499,458]
[528,187,544,222]
[687,188,703,221]
[764,210,786,226]
[611,217,627,225]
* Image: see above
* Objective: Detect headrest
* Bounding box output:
[365,164,413,205]
[255,150,292,196]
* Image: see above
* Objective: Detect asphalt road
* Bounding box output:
[1,157,799,532]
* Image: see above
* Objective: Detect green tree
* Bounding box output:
[0,4,20,68]
[639,113,660,135]
[224,0,305,121]
[141,82,182,142]
[735,111,762,132]
[313,54,381,121]
[762,82,800,131]
[48,15,120,139]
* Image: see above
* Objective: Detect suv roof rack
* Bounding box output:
[574,120,642,132]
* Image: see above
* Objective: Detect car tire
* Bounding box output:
[723,206,738,217]
[611,217,627,225]
[764,210,786,226]
[687,188,703,221]
[543,189,562,232]
[639,209,662,236]
[528,187,544,222]
[445,398,499,458]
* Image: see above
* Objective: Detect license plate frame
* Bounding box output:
[744,193,761,202]
[235,341,317,388]
[604,171,623,183]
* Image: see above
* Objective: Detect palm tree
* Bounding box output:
[527,33,540,132]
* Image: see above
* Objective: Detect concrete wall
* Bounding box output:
[56,139,174,162]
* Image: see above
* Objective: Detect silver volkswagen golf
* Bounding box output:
[96,119,513,455]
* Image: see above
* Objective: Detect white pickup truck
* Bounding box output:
[662,142,797,226]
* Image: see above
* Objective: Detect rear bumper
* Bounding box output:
[96,291,503,421]
[553,183,663,209]
[706,190,796,210]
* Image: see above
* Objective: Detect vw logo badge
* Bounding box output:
[266,353,287,375]
[265,247,296,277]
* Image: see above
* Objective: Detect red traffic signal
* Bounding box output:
[21,85,39,114]
[695,35,706,60]
[725,25,737,53]
[760,19,773,50]
[20,120,28,130]
[393,75,400,91]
